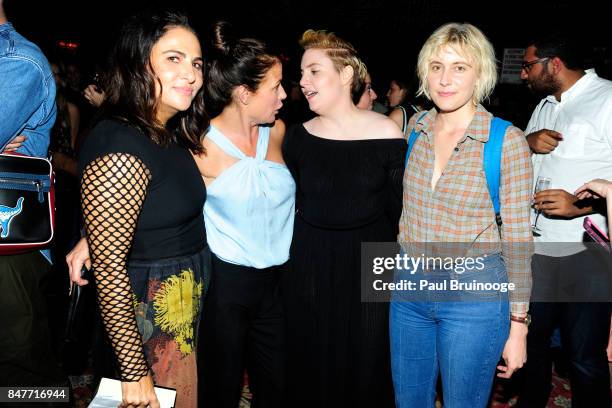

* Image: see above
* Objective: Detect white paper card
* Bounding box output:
[88,377,176,408]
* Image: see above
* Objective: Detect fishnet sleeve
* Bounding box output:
[81,153,152,382]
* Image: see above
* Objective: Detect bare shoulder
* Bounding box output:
[362,111,404,139]
[388,107,404,129]
[266,119,286,163]
[269,119,286,144]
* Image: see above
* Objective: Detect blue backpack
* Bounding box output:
[405,113,511,226]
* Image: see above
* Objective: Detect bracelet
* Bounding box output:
[510,314,531,326]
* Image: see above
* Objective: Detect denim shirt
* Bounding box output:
[1,22,56,262]
[0,22,55,156]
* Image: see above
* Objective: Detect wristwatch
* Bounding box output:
[510,314,531,326]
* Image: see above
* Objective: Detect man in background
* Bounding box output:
[518,32,612,407]
[0,0,64,388]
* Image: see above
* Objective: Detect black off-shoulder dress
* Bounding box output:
[282,124,406,408]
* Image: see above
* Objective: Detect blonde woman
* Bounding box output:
[390,23,533,408]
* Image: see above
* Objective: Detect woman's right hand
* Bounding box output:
[66,236,91,290]
[120,373,160,408]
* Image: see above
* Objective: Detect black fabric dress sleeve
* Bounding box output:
[282,125,300,183]
[81,152,151,381]
[385,145,407,237]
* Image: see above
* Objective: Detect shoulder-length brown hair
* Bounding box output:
[102,10,207,154]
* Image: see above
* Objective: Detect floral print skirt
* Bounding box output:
[127,245,211,408]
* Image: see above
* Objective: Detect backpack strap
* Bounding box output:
[483,117,512,226]
[405,111,428,167]
[404,113,512,227]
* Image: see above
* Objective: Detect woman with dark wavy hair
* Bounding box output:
[73,9,209,408]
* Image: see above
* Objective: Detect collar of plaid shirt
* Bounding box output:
[413,104,493,145]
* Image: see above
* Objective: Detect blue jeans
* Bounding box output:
[389,254,510,408]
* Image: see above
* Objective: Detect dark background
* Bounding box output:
[5,0,610,128]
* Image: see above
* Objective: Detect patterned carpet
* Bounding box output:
[70,368,583,408]
[490,373,573,408]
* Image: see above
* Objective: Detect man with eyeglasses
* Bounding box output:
[516,32,612,408]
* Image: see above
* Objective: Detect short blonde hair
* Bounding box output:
[300,29,367,96]
[416,22,497,105]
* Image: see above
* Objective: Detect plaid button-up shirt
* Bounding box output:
[398,105,533,314]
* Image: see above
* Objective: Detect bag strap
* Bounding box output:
[404,111,428,167]
[483,117,512,226]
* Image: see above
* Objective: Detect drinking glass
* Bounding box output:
[532,176,552,235]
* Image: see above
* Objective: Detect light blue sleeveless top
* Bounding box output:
[203,125,296,268]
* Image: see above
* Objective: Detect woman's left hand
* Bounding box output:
[497,321,528,378]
